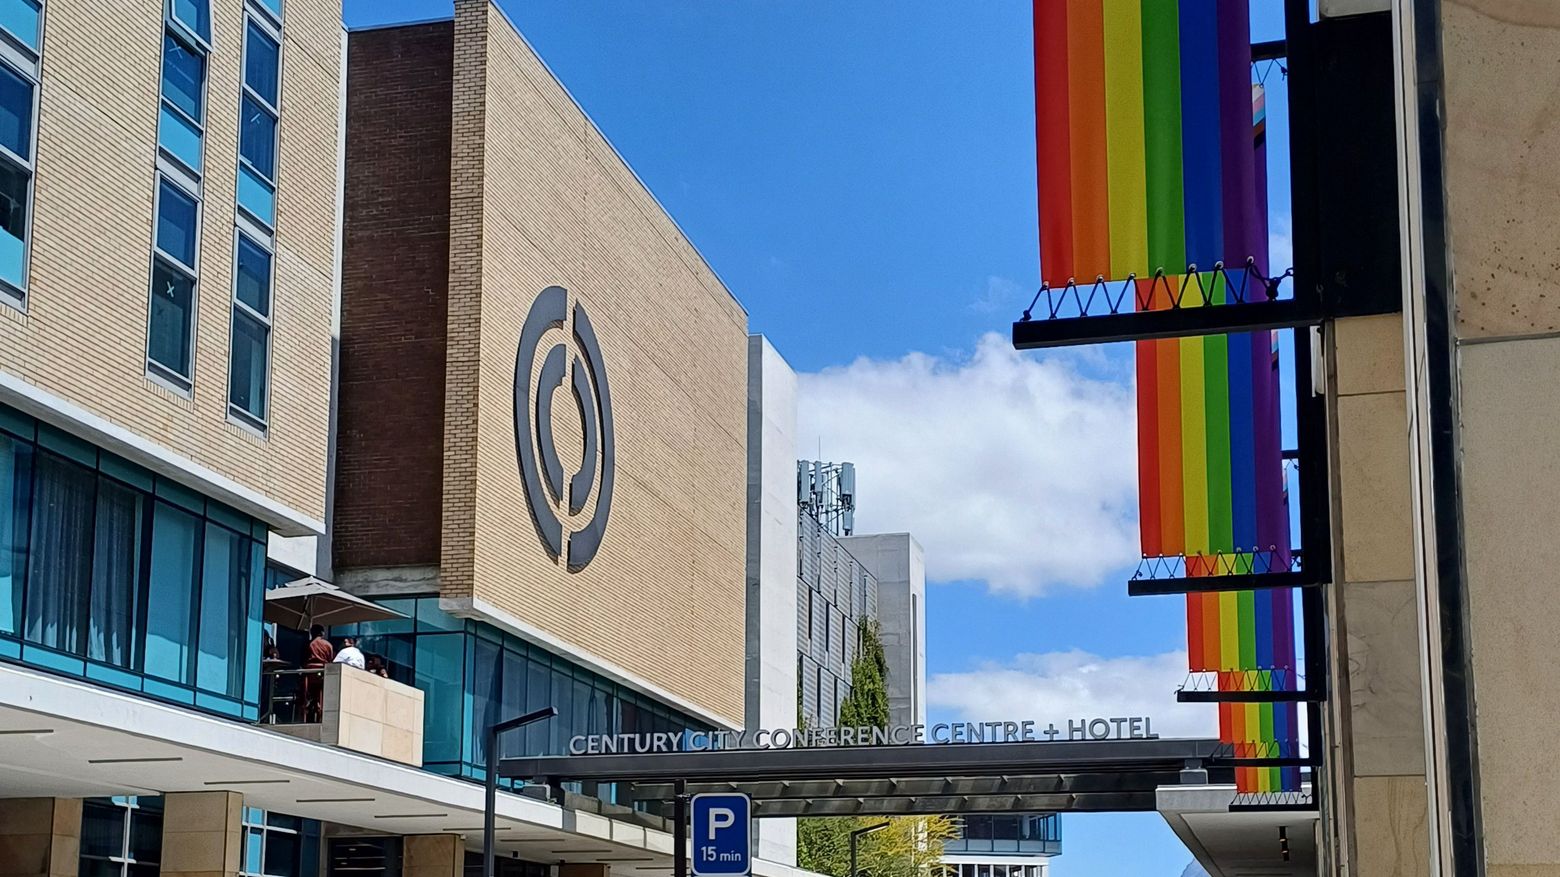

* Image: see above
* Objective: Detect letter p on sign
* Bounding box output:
[691,793,751,877]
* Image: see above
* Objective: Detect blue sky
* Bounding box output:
[344,2,1292,873]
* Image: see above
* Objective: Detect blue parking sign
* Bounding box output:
[691,793,751,876]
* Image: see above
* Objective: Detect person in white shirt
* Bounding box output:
[333,636,366,670]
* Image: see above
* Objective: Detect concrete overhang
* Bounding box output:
[0,663,812,877]
[1157,785,1318,877]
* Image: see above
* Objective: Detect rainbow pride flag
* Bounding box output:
[1033,1,1299,793]
[1035,0,1265,288]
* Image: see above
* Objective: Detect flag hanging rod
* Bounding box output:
[1251,39,1287,61]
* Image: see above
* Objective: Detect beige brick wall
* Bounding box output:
[0,0,340,526]
[442,0,748,723]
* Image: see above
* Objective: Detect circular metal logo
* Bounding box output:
[513,286,614,572]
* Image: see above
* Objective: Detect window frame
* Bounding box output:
[79,796,162,877]
[0,41,40,308]
[145,173,202,390]
[157,26,208,186]
[235,10,280,234]
[164,0,210,53]
[226,228,273,430]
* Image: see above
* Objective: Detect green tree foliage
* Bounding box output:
[798,620,953,877]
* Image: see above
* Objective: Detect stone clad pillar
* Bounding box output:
[0,798,81,877]
[559,865,609,877]
[403,835,463,877]
[161,792,243,877]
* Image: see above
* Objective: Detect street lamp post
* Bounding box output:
[484,707,559,877]
[850,821,891,877]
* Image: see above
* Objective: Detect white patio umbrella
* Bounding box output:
[262,577,407,630]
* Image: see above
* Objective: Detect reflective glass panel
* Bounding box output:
[155,181,198,268]
[23,453,94,653]
[0,64,31,160]
[148,259,195,378]
[144,502,197,681]
[229,311,268,422]
[235,235,271,315]
[89,477,144,668]
[244,24,279,106]
[197,524,250,697]
[161,33,204,123]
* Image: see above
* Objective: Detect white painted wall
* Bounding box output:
[745,335,799,864]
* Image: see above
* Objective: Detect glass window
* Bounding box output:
[0,0,41,52]
[23,453,94,653]
[148,259,195,379]
[0,64,32,161]
[0,432,30,637]
[499,647,527,759]
[244,23,279,107]
[161,33,204,124]
[0,159,27,289]
[169,0,209,42]
[415,633,463,765]
[155,181,198,268]
[239,96,276,179]
[230,310,268,423]
[238,164,275,227]
[79,797,163,877]
[144,502,197,682]
[235,235,271,315]
[89,477,144,668]
[197,524,250,697]
[468,636,499,769]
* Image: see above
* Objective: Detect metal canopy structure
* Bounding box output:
[500,739,1227,817]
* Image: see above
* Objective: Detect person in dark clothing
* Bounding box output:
[301,624,334,722]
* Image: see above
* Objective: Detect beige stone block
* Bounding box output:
[1353,775,1429,876]
[1343,580,1427,777]
[0,834,49,876]
[0,800,54,836]
[1442,2,1560,340]
[162,792,240,835]
[403,835,461,876]
[1489,868,1560,877]
[1335,392,1415,582]
[381,726,415,765]
[341,671,386,722]
[1333,313,1406,396]
[1459,336,1560,866]
[345,715,384,755]
[46,835,78,876]
[47,801,80,840]
[384,686,422,732]
[159,832,232,873]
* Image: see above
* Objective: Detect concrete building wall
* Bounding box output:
[744,335,798,865]
[840,532,926,727]
[0,0,341,534]
[1320,313,1429,877]
[1429,3,1560,873]
[337,0,750,724]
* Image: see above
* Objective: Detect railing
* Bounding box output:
[262,664,425,767]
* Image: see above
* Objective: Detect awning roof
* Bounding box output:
[503,739,1226,816]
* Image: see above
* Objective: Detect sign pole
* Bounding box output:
[674,780,689,877]
[484,708,558,877]
[849,821,889,877]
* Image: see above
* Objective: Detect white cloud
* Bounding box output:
[927,649,1216,740]
[796,333,1138,596]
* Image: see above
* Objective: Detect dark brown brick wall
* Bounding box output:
[334,22,455,570]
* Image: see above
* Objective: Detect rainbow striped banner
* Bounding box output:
[1033,1,1299,793]
[1035,0,1265,288]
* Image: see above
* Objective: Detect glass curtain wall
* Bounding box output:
[79,797,163,877]
[241,808,320,877]
[331,596,715,791]
[0,405,267,719]
[946,814,1062,856]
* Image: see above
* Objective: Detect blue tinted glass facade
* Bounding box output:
[0,404,268,721]
[331,596,715,790]
[944,814,1062,857]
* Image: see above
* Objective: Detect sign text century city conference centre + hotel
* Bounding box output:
[568,717,1163,755]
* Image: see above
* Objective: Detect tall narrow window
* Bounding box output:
[149,8,207,389]
[143,502,197,683]
[0,431,30,637]
[197,523,250,697]
[80,797,163,877]
[89,477,144,669]
[229,234,270,425]
[148,178,199,384]
[236,19,278,227]
[157,32,205,175]
[0,43,36,298]
[23,453,93,654]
